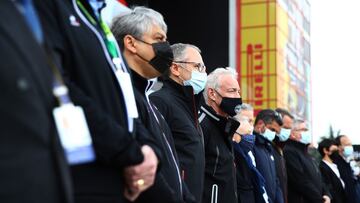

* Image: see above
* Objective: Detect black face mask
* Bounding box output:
[134,37,173,74]
[330,150,341,161]
[215,90,242,117]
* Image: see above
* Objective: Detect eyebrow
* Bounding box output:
[227,88,238,90]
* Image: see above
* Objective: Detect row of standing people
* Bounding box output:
[232,106,360,203]
[0,0,245,202]
[1,1,195,202]
[5,0,360,203]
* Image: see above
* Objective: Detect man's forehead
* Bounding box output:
[241,110,254,118]
[145,24,167,39]
[330,145,338,150]
[218,74,239,89]
[341,136,352,145]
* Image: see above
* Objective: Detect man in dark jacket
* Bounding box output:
[111,7,195,203]
[199,67,242,203]
[35,0,161,202]
[273,108,294,203]
[253,109,284,203]
[233,103,269,203]
[150,43,207,202]
[318,139,346,203]
[284,119,331,203]
[0,1,72,202]
[334,135,360,203]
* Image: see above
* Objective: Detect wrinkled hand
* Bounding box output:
[323,195,331,203]
[124,145,158,201]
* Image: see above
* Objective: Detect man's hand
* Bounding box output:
[232,134,241,143]
[124,145,158,201]
[323,195,331,203]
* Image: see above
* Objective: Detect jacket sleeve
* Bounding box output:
[35,0,144,168]
[284,150,324,203]
[67,81,144,167]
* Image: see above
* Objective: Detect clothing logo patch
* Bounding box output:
[69,15,80,27]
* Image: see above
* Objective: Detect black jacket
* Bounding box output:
[131,71,195,203]
[199,105,239,203]
[319,161,346,203]
[333,156,360,203]
[273,140,288,203]
[253,132,284,203]
[150,78,205,202]
[284,140,330,203]
[35,0,160,202]
[0,1,72,202]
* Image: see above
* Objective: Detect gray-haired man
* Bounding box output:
[111,7,195,203]
[150,43,207,202]
[199,67,242,203]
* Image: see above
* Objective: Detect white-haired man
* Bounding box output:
[199,67,242,203]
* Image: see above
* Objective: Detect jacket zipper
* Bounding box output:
[146,85,183,197]
[211,184,218,203]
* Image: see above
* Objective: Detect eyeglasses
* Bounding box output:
[173,61,206,72]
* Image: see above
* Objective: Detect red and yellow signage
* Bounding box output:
[236,0,311,122]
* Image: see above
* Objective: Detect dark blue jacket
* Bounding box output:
[253,132,284,203]
[234,142,268,203]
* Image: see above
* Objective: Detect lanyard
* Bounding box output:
[76,0,123,70]
[45,51,72,106]
[74,0,139,132]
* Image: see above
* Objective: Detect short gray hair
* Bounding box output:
[203,67,238,104]
[163,43,201,77]
[234,103,253,121]
[111,6,167,49]
[171,43,201,61]
[292,119,306,130]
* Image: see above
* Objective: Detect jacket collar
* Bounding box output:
[200,104,240,138]
[287,139,308,152]
[254,131,266,145]
[254,131,274,151]
[163,78,195,102]
[130,69,154,100]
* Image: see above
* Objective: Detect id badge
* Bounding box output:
[53,103,95,165]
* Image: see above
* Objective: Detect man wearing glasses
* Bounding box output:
[150,43,207,203]
[284,119,331,203]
